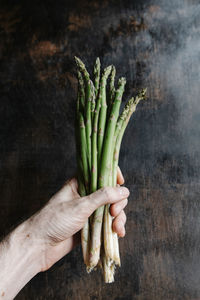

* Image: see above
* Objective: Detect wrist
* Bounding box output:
[0,221,42,299]
[12,219,43,274]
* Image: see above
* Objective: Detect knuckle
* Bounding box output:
[85,194,94,208]
[79,196,89,207]
[102,187,114,201]
[69,178,79,192]
[81,195,94,213]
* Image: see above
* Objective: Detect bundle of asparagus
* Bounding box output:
[75,57,146,283]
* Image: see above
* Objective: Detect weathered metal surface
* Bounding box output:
[0,0,200,299]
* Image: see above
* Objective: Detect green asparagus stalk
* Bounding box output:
[109,65,116,103]
[90,66,111,194]
[89,78,126,269]
[107,65,116,117]
[77,70,85,114]
[74,56,147,283]
[99,77,126,187]
[78,112,90,192]
[91,58,100,122]
[94,57,101,98]
[75,78,91,266]
[102,89,146,281]
[90,100,99,194]
[75,57,92,171]
[112,89,147,186]
[90,80,96,122]
[97,66,112,164]
[77,173,91,266]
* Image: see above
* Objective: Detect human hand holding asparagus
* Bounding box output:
[0,171,128,300]
[21,171,128,273]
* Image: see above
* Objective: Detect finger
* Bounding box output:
[62,177,79,195]
[52,178,80,203]
[112,210,127,237]
[110,198,128,217]
[117,166,125,185]
[82,186,129,212]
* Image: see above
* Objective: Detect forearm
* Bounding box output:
[0,221,41,300]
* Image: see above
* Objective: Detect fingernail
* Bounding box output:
[118,187,129,197]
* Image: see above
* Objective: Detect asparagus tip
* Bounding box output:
[118,77,126,86]
[137,88,147,99]
[96,57,100,65]
[74,56,85,69]
[111,65,116,75]
[94,57,101,74]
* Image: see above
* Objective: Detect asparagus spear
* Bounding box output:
[75,75,91,266]
[90,80,96,122]
[77,173,91,266]
[78,112,90,192]
[109,65,116,103]
[97,66,112,164]
[77,70,85,114]
[103,169,120,283]
[75,56,147,282]
[103,89,146,281]
[75,57,92,171]
[91,57,100,122]
[90,65,111,194]
[94,57,101,98]
[112,89,147,186]
[89,78,126,269]
[107,65,116,118]
[99,77,126,187]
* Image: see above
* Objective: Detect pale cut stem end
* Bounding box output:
[103,256,115,283]
[104,204,114,259]
[88,205,105,268]
[112,232,121,266]
[102,165,121,282]
[103,204,121,267]
[81,219,90,266]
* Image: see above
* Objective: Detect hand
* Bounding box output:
[24,168,129,272]
[0,168,129,300]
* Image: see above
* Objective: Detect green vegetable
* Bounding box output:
[74,56,146,282]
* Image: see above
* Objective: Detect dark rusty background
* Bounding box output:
[0,0,200,299]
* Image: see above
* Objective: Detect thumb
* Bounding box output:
[81,186,129,215]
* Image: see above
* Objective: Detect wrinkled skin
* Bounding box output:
[27,167,129,272]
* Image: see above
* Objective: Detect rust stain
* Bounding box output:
[88,0,109,10]
[37,69,57,82]
[36,67,77,90]
[0,6,21,34]
[148,5,161,14]
[68,13,92,32]
[29,41,59,59]
[28,39,66,84]
[65,72,77,90]
[110,16,147,38]
[129,16,147,32]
